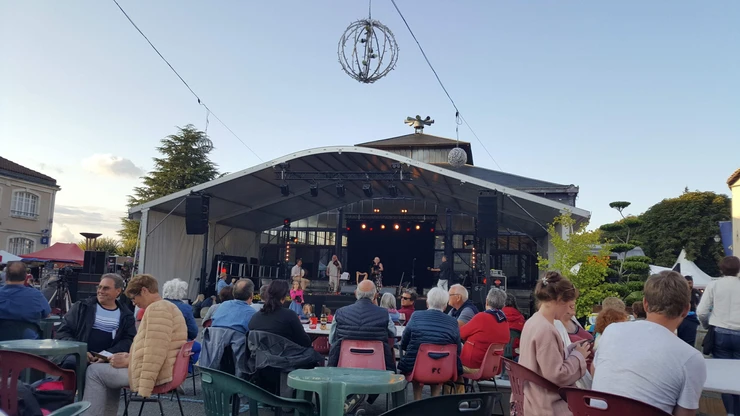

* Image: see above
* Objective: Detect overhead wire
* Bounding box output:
[111,0,262,162]
[389,0,503,172]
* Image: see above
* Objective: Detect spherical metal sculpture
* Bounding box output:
[338,19,399,84]
[448,147,467,168]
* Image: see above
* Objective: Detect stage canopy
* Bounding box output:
[20,242,84,264]
[129,146,590,296]
[0,250,22,264]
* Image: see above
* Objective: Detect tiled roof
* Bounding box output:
[433,163,577,191]
[357,132,471,148]
[0,156,58,187]
[728,168,740,188]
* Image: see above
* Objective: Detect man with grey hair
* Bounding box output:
[57,273,136,368]
[328,280,396,413]
[448,284,478,327]
[163,278,198,340]
[459,288,510,374]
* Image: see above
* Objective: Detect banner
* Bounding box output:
[719,221,733,256]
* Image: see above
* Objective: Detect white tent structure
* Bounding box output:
[671,249,716,289]
[0,250,22,264]
[649,264,673,275]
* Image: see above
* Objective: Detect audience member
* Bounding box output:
[460,288,510,372]
[0,264,6,287]
[162,278,198,340]
[380,292,400,324]
[698,255,740,414]
[601,296,626,312]
[448,284,478,327]
[190,294,214,318]
[519,272,590,415]
[399,287,462,401]
[398,289,418,324]
[248,280,312,347]
[211,279,256,334]
[0,261,50,339]
[202,286,234,323]
[631,301,646,320]
[593,271,706,415]
[56,273,135,368]
[503,292,525,358]
[216,272,231,293]
[558,310,593,345]
[252,284,268,312]
[82,274,187,416]
[677,275,701,347]
[553,296,593,390]
[593,308,628,348]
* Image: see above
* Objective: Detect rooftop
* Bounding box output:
[728,168,740,188]
[0,156,59,188]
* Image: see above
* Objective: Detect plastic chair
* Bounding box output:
[197,365,316,416]
[0,350,76,416]
[560,387,672,416]
[378,392,499,416]
[503,329,521,360]
[46,401,91,416]
[406,344,458,386]
[463,344,505,414]
[312,336,330,355]
[0,319,42,341]
[338,340,386,370]
[123,341,193,416]
[502,358,560,416]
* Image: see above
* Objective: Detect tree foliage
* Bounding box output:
[599,201,648,281]
[538,212,614,318]
[118,125,220,250]
[78,237,121,256]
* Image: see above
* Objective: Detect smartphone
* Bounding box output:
[91,351,112,362]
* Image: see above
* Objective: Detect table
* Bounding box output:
[703,358,740,395]
[0,339,87,400]
[288,367,407,416]
[39,316,63,339]
[303,324,405,338]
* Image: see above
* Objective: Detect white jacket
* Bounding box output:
[697,276,740,331]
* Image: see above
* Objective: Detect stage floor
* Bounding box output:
[303,293,426,314]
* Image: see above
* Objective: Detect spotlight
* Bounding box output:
[336,183,345,197]
[394,224,400,230]
[283,218,291,228]
[369,227,373,231]
[406,228,411,232]
[380,224,386,230]
[280,184,290,196]
[309,184,319,197]
[415,224,421,230]
[388,185,398,197]
[361,224,367,230]
[373,208,380,213]
[401,209,408,213]
[362,184,373,198]
[430,228,435,233]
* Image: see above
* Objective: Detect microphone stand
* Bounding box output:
[411,258,416,290]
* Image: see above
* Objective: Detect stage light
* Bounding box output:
[373,208,380,213]
[361,224,367,230]
[336,183,346,197]
[283,218,291,228]
[400,209,408,213]
[280,184,290,196]
[309,184,319,197]
[346,227,351,231]
[394,224,400,230]
[430,228,435,233]
[362,184,373,198]
[380,224,386,229]
[415,224,421,230]
[406,228,411,232]
[388,185,398,197]
[369,227,373,231]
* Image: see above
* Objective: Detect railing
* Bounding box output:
[10,210,39,219]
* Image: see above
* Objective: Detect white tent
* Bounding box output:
[671,249,716,289]
[649,264,673,275]
[0,250,22,264]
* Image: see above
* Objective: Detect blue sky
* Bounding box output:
[1,1,738,242]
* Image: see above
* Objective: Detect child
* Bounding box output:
[303,303,314,319]
[322,306,333,323]
[289,281,306,319]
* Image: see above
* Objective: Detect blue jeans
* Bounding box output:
[714,328,740,414]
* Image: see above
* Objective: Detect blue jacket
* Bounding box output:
[166,299,198,340]
[399,309,462,375]
[328,298,396,371]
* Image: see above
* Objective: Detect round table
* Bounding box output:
[288,367,407,416]
[0,339,87,401]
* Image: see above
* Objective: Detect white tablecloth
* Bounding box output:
[303,323,405,338]
[704,358,740,395]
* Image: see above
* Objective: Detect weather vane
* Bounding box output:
[338,2,399,84]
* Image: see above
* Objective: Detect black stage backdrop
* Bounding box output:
[347,220,435,289]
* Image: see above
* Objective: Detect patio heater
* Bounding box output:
[80,232,102,251]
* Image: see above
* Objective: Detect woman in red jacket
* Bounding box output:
[460,288,511,371]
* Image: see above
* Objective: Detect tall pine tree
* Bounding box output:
[118,125,219,254]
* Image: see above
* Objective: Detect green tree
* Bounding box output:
[78,237,121,256]
[118,125,220,250]
[638,191,730,276]
[538,212,614,318]
[599,201,650,282]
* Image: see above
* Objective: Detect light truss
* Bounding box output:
[274,171,413,182]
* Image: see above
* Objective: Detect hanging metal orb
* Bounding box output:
[338,19,399,84]
[448,147,468,168]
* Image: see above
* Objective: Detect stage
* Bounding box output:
[303,292,427,315]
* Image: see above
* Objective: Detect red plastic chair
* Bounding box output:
[0,350,76,416]
[338,340,386,370]
[463,343,505,389]
[312,336,330,355]
[502,358,560,416]
[560,387,671,416]
[123,341,193,416]
[406,344,458,386]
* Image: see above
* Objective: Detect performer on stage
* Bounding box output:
[370,257,384,289]
[291,259,309,290]
[428,255,452,291]
[326,255,342,293]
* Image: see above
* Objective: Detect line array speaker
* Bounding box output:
[477,193,498,239]
[83,251,107,274]
[186,195,210,235]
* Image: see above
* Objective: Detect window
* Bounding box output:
[8,237,35,255]
[11,191,39,219]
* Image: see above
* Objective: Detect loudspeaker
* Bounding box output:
[83,251,106,274]
[477,193,498,239]
[76,273,102,300]
[186,195,210,235]
[472,283,488,307]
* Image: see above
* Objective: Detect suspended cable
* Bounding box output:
[389,0,503,171]
[111,0,262,161]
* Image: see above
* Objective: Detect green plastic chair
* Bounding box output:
[503,329,521,360]
[47,401,91,416]
[197,366,316,416]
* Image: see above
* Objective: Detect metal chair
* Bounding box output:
[560,387,672,416]
[0,350,76,416]
[502,358,560,416]
[47,401,91,416]
[378,392,499,416]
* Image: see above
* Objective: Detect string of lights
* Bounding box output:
[110,0,262,162]
[389,0,504,172]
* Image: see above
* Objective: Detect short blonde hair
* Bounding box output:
[644,271,690,319]
[125,274,159,297]
[601,296,626,312]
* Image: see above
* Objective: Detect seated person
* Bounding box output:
[448,284,479,327]
[0,261,50,339]
[631,301,646,320]
[251,284,268,312]
[398,289,418,325]
[460,288,510,372]
[56,273,136,367]
[82,274,187,416]
[592,271,706,415]
[190,293,215,318]
[211,279,256,334]
[201,285,234,325]
[400,287,462,400]
[380,292,401,324]
[162,278,198,340]
[593,308,628,349]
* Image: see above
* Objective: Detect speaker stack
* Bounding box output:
[186,194,210,235]
[77,250,107,300]
[477,193,498,239]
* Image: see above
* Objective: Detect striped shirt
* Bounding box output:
[88,303,120,353]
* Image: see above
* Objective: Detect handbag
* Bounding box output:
[702,325,715,355]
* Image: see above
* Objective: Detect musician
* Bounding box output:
[326,255,342,293]
[291,259,309,290]
[428,255,452,291]
[370,257,384,289]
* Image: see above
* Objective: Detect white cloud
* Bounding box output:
[51,204,124,243]
[37,163,64,174]
[82,154,144,178]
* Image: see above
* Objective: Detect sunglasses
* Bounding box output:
[401,296,412,300]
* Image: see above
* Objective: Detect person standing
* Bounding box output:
[370,257,384,289]
[676,275,701,347]
[428,255,452,291]
[326,255,342,293]
[291,259,309,290]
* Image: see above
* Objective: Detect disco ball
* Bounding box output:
[338,19,399,84]
[448,147,467,168]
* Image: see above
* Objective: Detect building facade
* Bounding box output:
[729,168,740,256]
[0,157,59,255]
